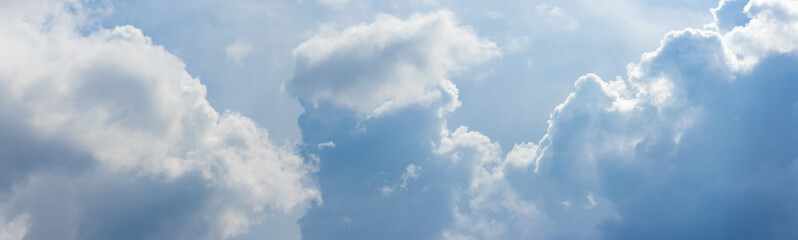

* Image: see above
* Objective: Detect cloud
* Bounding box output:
[711,0,751,32]
[292,1,798,239]
[226,37,253,64]
[317,141,336,150]
[0,1,317,239]
[436,127,542,240]
[400,163,421,189]
[6,0,797,239]
[290,0,796,239]
[723,0,798,70]
[288,10,500,118]
[484,0,798,238]
[298,106,454,239]
[290,11,503,239]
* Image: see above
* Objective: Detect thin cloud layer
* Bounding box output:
[0,1,318,239]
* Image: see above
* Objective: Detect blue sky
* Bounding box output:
[1,0,797,239]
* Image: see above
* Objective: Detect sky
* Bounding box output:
[0,0,797,239]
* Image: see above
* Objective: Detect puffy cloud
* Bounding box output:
[0,1,317,239]
[437,127,541,240]
[534,4,579,30]
[288,10,500,118]
[290,1,798,239]
[492,0,798,238]
[723,0,798,70]
[290,10,503,239]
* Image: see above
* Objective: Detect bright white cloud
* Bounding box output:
[317,141,336,149]
[293,1,798,238]
[288,10,500,118]
[0,1,318,239]
[5,0,798,239]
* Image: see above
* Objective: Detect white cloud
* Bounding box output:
[285,1,798,238]
[437,126,542,240]
[225,37,253,64]
[492,0,798,238]
[400,164,421,189]
[317,141,336,149]
[504,142,539,168]
[0,1,318,239]
[723,0,798,70]
[288,10,500,118]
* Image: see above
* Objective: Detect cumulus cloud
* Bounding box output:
[288,10,500,118]
[723,0,798,70]
[288,1,798,239]
[436,127,541,240]
[12,0,794,239]
[0,1,317,239]
[288,11,504,238]
[485,0,798,238]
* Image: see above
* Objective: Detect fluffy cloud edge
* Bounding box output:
[0,1,319,239]
[288,10,500,118]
